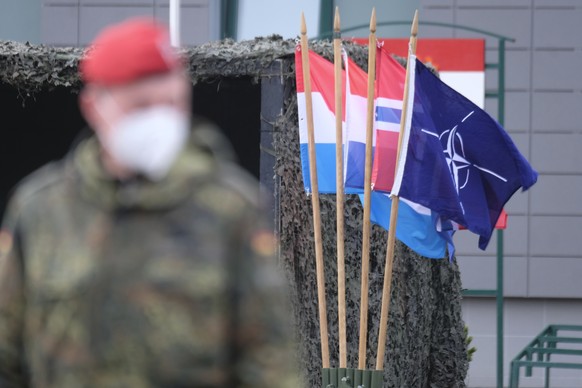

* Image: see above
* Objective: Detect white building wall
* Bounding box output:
[39,0,218,47]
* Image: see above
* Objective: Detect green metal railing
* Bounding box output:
[318,20,515,388]
[509,325,582,388]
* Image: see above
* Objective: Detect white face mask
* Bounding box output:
[101,106,189,181]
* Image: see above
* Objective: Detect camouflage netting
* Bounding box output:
[0,36,468,387]
[0,36,400,94]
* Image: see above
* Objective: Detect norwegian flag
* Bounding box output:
[370,46,407,193]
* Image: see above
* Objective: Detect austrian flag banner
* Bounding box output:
[352,38,486,108]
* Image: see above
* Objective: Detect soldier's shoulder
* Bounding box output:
[217,163,262,210]
[189,118,265,212]
[191,162,264,225]
[9,161,69,210]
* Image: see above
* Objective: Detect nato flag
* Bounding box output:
[392,58,538,250]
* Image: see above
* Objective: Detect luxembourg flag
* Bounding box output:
[295,46,368,194]
[295,46,339,193]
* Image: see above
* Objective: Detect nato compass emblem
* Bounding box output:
[422,111,508,214]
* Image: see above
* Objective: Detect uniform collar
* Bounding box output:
[71,135,215,211]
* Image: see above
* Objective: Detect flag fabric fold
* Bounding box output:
[342,52,370,193]
[347,45,447,259]
[360,191,447,259]
[392,57,538,250]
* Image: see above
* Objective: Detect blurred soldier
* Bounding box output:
[0,18,299,387]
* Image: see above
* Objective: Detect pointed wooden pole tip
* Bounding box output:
[411,9,419,37]
[370,7,377,33]
[301,12,307,35]
[334,6,340,32]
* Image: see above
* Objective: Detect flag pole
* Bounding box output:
[375,10,419,371]
[333,6,347,369]
[300,12,330,369]
[357,7,377,371]
[169,0,181,47]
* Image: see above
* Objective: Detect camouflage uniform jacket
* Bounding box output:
[0,125,299,387]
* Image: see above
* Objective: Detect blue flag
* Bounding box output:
[359,191,447,259]
[392,58,538,250]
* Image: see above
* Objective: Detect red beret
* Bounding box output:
[79,17,183,85]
